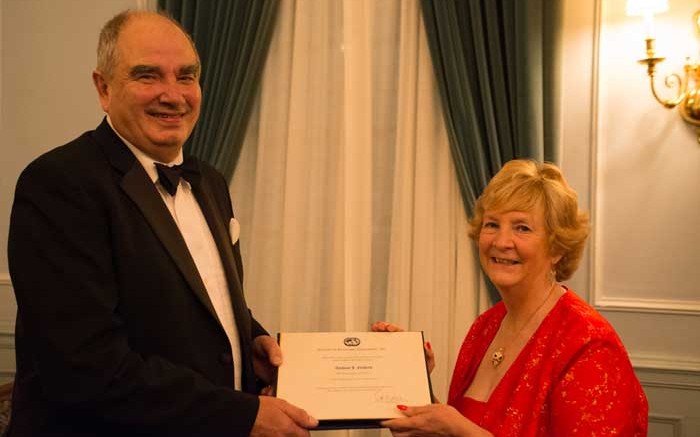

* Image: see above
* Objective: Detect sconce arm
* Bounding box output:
[647,71,687,108]
[633,14,700,143]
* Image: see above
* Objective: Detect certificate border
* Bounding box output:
[274,331,435,430]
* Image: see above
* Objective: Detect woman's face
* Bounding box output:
[478,206,560,293]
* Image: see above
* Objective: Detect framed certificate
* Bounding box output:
[275,331,433,429]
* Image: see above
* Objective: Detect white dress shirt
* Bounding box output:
[108,117,243,390]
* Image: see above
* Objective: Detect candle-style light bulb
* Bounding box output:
[626,0,669,57]
[643,11,655,37]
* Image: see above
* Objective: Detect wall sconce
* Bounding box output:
[627,0,700,141]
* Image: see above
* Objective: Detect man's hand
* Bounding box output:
[253,335,282,387]
[250,396,318,437]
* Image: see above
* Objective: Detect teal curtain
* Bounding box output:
[159,0,279,181]
[420,0,563,302]
[420,0,563,216]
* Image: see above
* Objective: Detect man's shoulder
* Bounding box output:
[29,120,114,165]
[22,132,92,174]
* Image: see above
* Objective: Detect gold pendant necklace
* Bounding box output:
[491,347,506,367]
[491,283,558,368]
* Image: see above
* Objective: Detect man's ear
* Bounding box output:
[92,70,110,112]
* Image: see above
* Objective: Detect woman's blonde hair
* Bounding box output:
[468,159,589,281]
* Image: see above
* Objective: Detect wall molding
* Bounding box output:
[0,274,16,380]
[595,296,700,316]
[634,355,700,391]
[587,0,606,310]
[0,331,15,381]
[648,414,683,437]
[0,325,13,336]
[0,333,14,349]
[0,273,15,335]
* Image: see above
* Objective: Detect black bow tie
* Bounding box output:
[155,158,201,196]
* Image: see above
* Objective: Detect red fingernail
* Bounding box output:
[397,404,407,411]
[426,341,432,350]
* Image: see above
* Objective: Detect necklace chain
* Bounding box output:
[491,283,558,368]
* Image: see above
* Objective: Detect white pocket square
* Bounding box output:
[229,218,241,245]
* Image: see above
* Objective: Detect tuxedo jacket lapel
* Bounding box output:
[94,121,222,326]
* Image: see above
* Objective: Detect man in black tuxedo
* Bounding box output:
[6,10,316,437]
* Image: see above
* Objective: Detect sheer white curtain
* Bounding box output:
[230,0,486,420]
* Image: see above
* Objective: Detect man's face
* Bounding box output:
[93,14,201,162]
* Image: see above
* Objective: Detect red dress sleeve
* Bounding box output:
[550,340,648,436]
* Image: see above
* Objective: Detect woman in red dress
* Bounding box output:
[373,159,647,436]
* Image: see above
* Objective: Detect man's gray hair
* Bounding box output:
[96,10,200,79]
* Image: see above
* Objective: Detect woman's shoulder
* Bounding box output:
[554,289,625,348]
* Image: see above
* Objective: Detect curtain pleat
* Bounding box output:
[420,0,563,215]
[158,0,280,181]
[420,0,563,303]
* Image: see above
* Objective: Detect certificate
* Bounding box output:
[275,331,433,429]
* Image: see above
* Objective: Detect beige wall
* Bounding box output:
[1,1,699,435]
[0,0,149,382]
[561,0,700,435]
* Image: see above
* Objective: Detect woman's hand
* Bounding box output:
[380,404,492,437]
[371,321,435,374]
[371,321,405,333]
